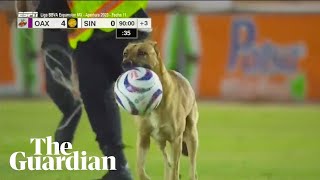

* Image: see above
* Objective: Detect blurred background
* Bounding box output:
[1,1,320,101]
[0,1,320,179]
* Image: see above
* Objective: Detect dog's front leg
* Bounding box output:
[170,135,183,180]
[137,133,151,180]
[159,141,171,180]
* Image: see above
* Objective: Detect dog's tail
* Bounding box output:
[182,141,188,156]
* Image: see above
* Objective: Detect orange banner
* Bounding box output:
[0,12,15,85]
[149,12,320,101]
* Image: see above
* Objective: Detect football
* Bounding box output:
[114,67,163,115]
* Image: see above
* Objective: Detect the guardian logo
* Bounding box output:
[9,136,116,171]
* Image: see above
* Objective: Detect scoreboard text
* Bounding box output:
[17,12,152,39]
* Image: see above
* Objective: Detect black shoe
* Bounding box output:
[101,166,133,180]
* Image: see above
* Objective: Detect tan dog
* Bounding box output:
[122,40,199,180]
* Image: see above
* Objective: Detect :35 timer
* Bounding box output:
[116,29,138,39]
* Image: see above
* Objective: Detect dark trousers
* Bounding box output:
[74,30,148,168]
[43,30,82,141]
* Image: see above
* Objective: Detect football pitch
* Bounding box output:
[1,100,320,180]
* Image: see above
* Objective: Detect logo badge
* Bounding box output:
[18,18,28,28]
[67,18,77,28]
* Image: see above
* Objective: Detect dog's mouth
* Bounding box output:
[141,64,152,69]
[122,60,152,71]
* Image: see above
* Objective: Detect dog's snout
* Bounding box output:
[122,60,133,66]
[122,60,134,71]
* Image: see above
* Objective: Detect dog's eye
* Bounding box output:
[123,52,128,57]
[138,51,147,56]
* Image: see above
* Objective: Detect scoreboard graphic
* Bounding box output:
[17,12,152,39]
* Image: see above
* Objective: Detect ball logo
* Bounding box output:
[134,96,145,104]
[130,70,139,79]
[9,136,117,171]
[67,18,77,28]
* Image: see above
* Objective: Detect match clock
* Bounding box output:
[116,28,138,39]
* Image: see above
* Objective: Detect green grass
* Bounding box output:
[0,100,320,180]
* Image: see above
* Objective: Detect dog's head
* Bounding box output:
[122,40,164,73]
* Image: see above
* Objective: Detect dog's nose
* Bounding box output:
[122,60,134,71]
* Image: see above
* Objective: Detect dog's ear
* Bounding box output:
[149,40,157,46]
[151,41,161,58]
[124,42,135,52]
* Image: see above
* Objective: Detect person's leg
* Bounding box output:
[163,13,179,71]
[74,37,129,170]
[17,29,37,96]
[23,30,38,96]
[43,35,82,144]
[75,35,137,179]
[75,30,149,179]
[101,37,130,168]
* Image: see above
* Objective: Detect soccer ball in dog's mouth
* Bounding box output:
[114,67,163,115]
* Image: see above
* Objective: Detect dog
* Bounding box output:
[122,40,199,180]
